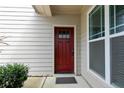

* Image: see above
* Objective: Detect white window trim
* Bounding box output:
[104,5,111,84]
[89,37,105,43]
[110,31,124,38]
[52,25,77,75]
[114,5,116,33]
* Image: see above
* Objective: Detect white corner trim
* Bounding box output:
[52,25,77,75]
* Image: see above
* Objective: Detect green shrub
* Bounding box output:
[0,63,28,88]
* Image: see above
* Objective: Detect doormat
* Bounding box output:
[56,77,77,84]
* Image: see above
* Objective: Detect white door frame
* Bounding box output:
[52,25,77,75]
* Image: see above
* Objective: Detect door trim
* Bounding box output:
[52,25,77,75]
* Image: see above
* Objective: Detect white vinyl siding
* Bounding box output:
[0,6,53,76]
[0,5,81,76]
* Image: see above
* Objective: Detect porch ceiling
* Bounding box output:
[50,5,83,15]
[33,5,83,16]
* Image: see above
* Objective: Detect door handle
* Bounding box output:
[72,49,74,56]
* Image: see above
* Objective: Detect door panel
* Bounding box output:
[55,27,74,73]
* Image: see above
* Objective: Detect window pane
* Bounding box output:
[110,29,115,34]
[89,6,105,40]
[116,25,124,33]
[89,40,105,78]
[109,5,124,34]
[116,5,124,33]
[102,6,105,33]
[109,5,114,28]
[116,5,124,25]
[111,36,124,87]
[58,32,63,38]
[65,31,70,39]
[66,34,70,39]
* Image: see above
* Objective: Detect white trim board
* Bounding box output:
[104,5,111,84]
[52,25,77,75]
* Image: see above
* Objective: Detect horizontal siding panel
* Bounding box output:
[0,20,50,25]
[0,59,52,63]
[0,62,52,67]
[1,50,52,54]
[0,46,52,50]
[3,37,52,42]
[3,42,52,46]
[1,33,52,37]
[0,6,32,8]
[0,55,52,59]
[0,53,52,55]
[29,67,52,72]
[0,12,38,16]
[0,24,52,29]
[2,50,52,54]
[0,7,34,12]
[0,28,52,30]
[27,63,52,67]
[0,29,52,33]
[0,16,50,21]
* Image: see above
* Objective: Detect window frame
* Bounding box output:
[87,5,106,83]
[109,5,124,87]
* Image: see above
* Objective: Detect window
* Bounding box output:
[89,5,105,40]
[58,31,70,39]
[89,6,105,78]
[109,5,124,34]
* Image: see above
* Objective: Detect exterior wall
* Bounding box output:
[0,5,81,76]
[80,6,112,87]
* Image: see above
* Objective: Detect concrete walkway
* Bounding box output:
[43,74,91,88]
[23,77,45,88]
[23,74,91,88]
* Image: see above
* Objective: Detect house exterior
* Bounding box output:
[0,5,124,88]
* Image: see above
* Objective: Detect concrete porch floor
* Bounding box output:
[23,74,91,88]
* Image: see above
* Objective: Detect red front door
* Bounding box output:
[55,27,74,73]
